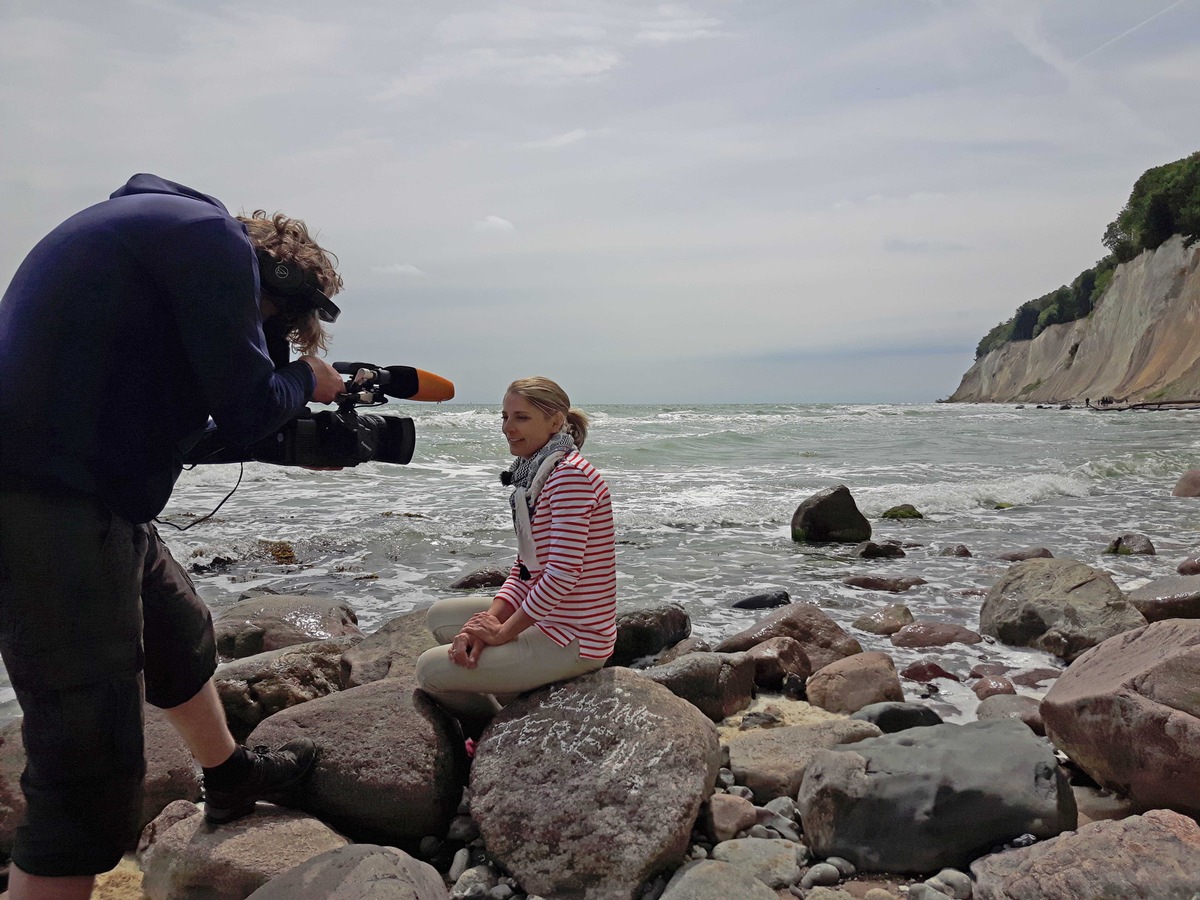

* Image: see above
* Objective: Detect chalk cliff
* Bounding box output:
[950,236,1200,403]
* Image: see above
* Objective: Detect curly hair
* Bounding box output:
[506,376,590,448]
[238,210,343,355]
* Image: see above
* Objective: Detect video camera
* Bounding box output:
[183,362,455,468]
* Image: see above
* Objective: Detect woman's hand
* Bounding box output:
[448,633,485,668]
[461,612,508,646]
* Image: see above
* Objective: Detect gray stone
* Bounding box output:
[660,860,778,900]
[852,541,906,559]
[726,719,881,804]
[1103,532,1155,555]
[741,637,812,690]
[843,575,925,592]
[645,651,756,721]
[608,604,692,667]
[245,844,448,899]
[731,589,791,610]
[850,701,943,733]
[791,485,871,544]
[710,838,805,888]
[1125,574,1200,621]
[801,862,842,888]
[139,801,348,900]
[979,558,1147,662]
[655,636,713,665]
[215,636,356,741]
[214,592,364,660]
[970,809,1200,899]
[1171,469,1200,496]
[976,694,1044,735]
[142,705,203,830]
[1040,618,1200,814]
[851,604,914,636]
[471,668,721,900]
[797,719,1077,873]
[715,603,863,671]
[995,547,1053,561]
[449,565,508,590]
[928,868,972,899]
[249,677,468,843]
[908,886,953,900]
[341,608,441,687]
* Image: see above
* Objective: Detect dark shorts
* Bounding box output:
[0,490,217,877]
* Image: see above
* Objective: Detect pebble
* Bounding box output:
[717,768,736,789]
[800,862,842,888]
[908,885,953,900]
[419,835,442,859]
[487,887,514,900]
[825,856,856,878]
[448,847,471,882]
[727,785,755,801]
[927,867,972,898]
[764,797,798,821]
[748,824,773,839]
[689,844,708,860]
[448,814,481,843]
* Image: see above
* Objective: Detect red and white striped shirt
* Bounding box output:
[495,450,617,659]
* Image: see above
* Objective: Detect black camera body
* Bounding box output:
[183,362,443,468]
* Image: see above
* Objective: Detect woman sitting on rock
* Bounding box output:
[415,376,617,738]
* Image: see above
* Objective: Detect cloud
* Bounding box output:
[883,237,970,254]
[473,215,516,233]
[376,46,621,98]
[371,263,425,276]
[521,128,591,150]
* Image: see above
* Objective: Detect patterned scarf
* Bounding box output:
[500,431,576,513]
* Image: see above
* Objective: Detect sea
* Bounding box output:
[4,401,1199,723]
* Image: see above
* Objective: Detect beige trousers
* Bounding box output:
[414,596,606,721]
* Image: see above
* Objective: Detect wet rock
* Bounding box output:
[1125,574,1200,621]
[1170,469,1200,496]
[249,678,468,844]
[979,558,1147,662]
[726,719,881,805]
[656,636,713,665]
[644,651,756,721]
[1177,556,1200,575]
[1010,667,1061,687]
[939,544,972,557]
[139,801,348,900]
[806,652,904,715]
[971,676,1016,700]
[1040,618,1200,815]
[741,637,812,690]
[798,720,1076,873]
[976,694,1044,735]
[214,593,365,660]
[853,541,906,559]
[608,604,692,667]
[850,701,943,733]
[245,844,447,899]
[995,547,1053,562]
[1102,532,1155,555]
[900,661,960,683]
[448,565,508,590]
[843,575,925,593]
[471,668,721,900]
[970,809,1200,899]
[215,636,356,741]
[969,663,1012,678]
[341,608,440,687]
[881,505,924,520]
[791,485,871,544]
[851,604,914,636]
[731,589,791,610]
[890,622,981,648]
[715,603,863,671]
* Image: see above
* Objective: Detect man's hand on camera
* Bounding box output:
[300,356,345,404]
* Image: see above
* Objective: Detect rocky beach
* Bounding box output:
[3,481,1198,900]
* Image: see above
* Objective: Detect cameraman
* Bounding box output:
[0,175,344,899]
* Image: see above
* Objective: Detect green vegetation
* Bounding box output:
[975,151,1200,359]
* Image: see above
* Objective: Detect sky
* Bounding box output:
[3,1,1200,404]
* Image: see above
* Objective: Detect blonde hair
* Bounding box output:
[239,210,343,355]
[506,376,589,448]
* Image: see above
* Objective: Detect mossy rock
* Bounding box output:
[881,504,924,520]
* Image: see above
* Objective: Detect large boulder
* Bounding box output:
[806,652,903,715]
[970,809,1200,900]
[245,844,447,899]
[797,719,1077,873]
[725,718,881,804]
[790,485,871,543]
[607,604,692,667]
[139,800,348,900]
[249,677,468,844]
[470,667,721,900]
[740,637,812,690]
[1171,469,1200,496]
[0,718,25,859]
[340,608,440,687]
[660,860,779,900]
[214,593,365,660]
[1040,618,1200,814]
[644,651,756,721]
[1125,575,1200,621]
[714,603,862,671]
[142,706,203,830]
[979,558,1146,661]
[215,636,356,741]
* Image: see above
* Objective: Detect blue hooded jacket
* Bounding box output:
[0,174,316,522]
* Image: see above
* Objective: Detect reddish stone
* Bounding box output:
[972,676,1016,700]
[899,661,961,683]
[969,663,1012,679]
[890,622,982,648]
[1011,667,1062,687]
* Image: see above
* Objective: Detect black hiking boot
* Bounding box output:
[203,738,317,825]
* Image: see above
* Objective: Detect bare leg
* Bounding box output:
[160,679,237,767]
[5,867,94,900]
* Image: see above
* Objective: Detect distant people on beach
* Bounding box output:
[416,376,617,739]
[0,175,345,899]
